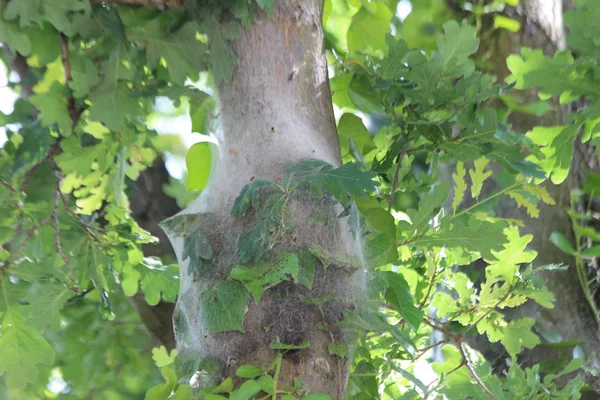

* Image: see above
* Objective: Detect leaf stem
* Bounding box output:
[451,182,523,220]
[271,353,282,400]
[460,282,517,337]
[388,147,407,212]
[569,196,600,326]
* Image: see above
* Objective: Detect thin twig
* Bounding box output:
[53,181,75,283]
[59,33,79,128]
[445,358,467,377]
[457,341,499,400]
[90,0,183,8]
[53,189,69,265]
[59,191,104,238]
[388,147,407,212]
[19,140,62,192]
[418,268,439,310]
[460,282,516,338]
[0,179,17,192]
[12,215,53,256]
[414,339,449,360]
[423,317,456,337]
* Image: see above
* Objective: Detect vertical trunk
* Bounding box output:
[469,0,600,377]
[163,1,361,397]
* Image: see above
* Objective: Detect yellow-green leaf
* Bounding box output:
[469,157,492,199]
[186,141,212,191]
[452,161,467,213]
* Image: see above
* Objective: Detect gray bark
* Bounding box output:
[162,1,361,397]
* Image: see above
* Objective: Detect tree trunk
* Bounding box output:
[162,1,361,397]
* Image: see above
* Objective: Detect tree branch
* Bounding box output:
[0,179,17,192]
[90,0,183,8]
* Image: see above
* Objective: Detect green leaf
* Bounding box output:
[41,0,90,37]
[231,180,280,217]
[69,59,100,98]
[581,245,600,259]
[140,21,206,84]
[485,227,537,282]
[205,395,228,400]
[30,83,73,135]
[527,125,580,185]
[210,377,233,393]
[182,227,213,278]
[139,258,179,306]
[145,367,177,400]
[200,280,249,333]
[507,189,539,218]
[255,0,274,13]
[415,221,506,261]
[550,232,576,255]
[406,182,450,233]
[338,113,376,157]
[236,365,262,378]
[539,340,586,349]
[152,346,177,368]
[270,340,310,350]
[186,142,212,191]
[494,15,521,32]
[296,246,317,289]
[431,345,463,374]
[363,208,398,264]
[377,36,410,80]
[0,311,55,389]
[3,0,42,28]
[230,380,261,400]
[257,375,274,393]
[307,244,362,270]
[434,20,479,78]
[343,310,416,352]
[171,385,191,400]
[380,271,423,331]
[347,4,392,55]
[0,13,31,55]
[207,20,240,86]
[88,83,141,131]
[235,190,288,264]
[229,253,299,303]
[291,159,379,203]
[26,23,61,66]
[191,95,216,135]
[328,342,348,358]
[501,318,541,356]
[24,281,71,331]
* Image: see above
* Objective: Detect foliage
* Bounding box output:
[0,0,599,399]
[231,159,377,263]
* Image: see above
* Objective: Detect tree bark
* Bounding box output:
[162,1,361,397]
[129,158,180,350]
